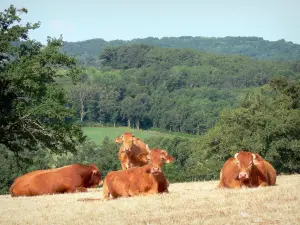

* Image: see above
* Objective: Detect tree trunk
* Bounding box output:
[80,92,86,122]
[135,119,140,130]
[127,119,131,128]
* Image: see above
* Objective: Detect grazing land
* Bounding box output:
[1,174,299,225]
[82,127,168,144]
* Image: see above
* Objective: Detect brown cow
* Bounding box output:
[10,164,102,197]
[103,148,174,199]
[217,151,277,189]
[116,132,149,170]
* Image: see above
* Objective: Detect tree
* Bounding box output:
[187,77,300,179]
[0,5,85,165]
[68,73,95,122]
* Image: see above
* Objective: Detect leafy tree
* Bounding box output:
[187,77,300,180]
[0,5,85,166]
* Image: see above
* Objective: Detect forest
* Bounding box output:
[61,36,300,66]
[0,5,300,194]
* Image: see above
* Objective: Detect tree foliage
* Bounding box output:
[0,5,85,163]
[186,77,300,180]
[62,36,300,66]
[61,44,299,134]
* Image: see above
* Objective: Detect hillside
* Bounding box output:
[61,36,300,66]
[1,175,299,225]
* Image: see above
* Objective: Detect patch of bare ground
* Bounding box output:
[0,175,299,225]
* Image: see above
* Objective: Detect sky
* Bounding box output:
[1,0,299,44]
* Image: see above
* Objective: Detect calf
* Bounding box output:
[103,148,174,199]
[218,150,277,189]
[116,132,149,169]
[10,164,102,197]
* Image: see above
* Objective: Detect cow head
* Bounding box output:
[89,164,103,187]
[234,151,259,181]
[146,147,175,176]
[115,132,135,153]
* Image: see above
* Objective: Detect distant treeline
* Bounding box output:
[61,36,300,66]
[62,44,300,135]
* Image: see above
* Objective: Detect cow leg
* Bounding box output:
[121,163,128,170]
[216,171,225,188]
[63,185,87,193]
[258,182,268,187]
[75,187,88,192]
[103,181,115,199]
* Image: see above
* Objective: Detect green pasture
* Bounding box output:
[82,127,167,144]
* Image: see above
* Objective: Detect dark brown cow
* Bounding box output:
[116,132,149,170]
[10,164,102,197]
[217,151,277,189]
[103,148,174,199]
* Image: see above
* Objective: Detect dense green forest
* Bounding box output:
[1,5,300,195]
[61,36,300,66]
[64,44,300,134]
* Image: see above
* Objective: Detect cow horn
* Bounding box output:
[92,169,97,174]
[252,153,259,165]
[234,153,239,159]
[146,144,150,153]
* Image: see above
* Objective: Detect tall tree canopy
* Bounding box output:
[185,77,300,180]
[0,5,85,163]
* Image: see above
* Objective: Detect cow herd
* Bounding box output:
[9,132,277,199]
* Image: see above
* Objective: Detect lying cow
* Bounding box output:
[10,164,102,197]
[217,150,277,188]
[103,148,174,199]
[116,132,149,169]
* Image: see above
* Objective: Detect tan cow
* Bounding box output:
[217,150,277,189]
[10,164,102,197]
[103,148,174,199]
[115,132,149,169]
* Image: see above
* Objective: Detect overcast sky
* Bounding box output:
[1,0,299,44]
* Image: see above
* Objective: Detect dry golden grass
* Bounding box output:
[1,174,300,225]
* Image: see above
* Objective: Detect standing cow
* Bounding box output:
[217,150,277,189]
[103,148,174,199]
[115,132,149,170]
[10,164,102,197]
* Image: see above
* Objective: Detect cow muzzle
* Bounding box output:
[151,167,162,175]
[238,172,249,180]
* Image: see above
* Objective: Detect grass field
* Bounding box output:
[1,174,299,225]
[82,127,168,144]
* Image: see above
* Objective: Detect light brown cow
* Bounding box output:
[115,132,149,170]
[217,151,277,189]
[10,164,102,197]
[103,148,174,199]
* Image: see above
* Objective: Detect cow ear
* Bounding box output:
[161,150,174,163]
[137,153,148,163]
[115,137,122,144]
[161,150,167,157]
